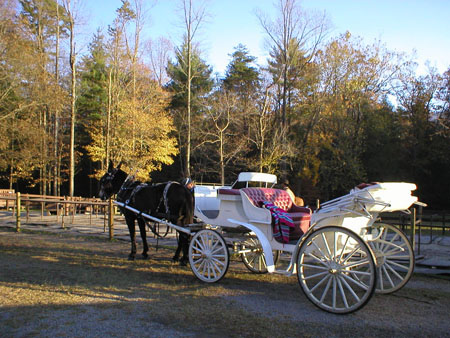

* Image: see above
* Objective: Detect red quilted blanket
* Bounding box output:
[262,201,295,243]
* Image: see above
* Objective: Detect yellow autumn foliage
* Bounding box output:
[86,65,178,181]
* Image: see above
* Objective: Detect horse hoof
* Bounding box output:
[128,255,135,261]
[141,253,149,260]
[179,259,188,267]
[172,256,179,263]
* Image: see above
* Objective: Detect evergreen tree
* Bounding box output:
[223,44,259,97]
[166,40,213,177]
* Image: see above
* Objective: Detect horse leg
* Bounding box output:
[137,217,149,259]
[179,232,189,266]
[172,232,182,262]
[126,216,137,260]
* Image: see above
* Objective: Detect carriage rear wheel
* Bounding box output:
[241,236,280,274]
[369,223,414,294]
[189,229,229,283]
[297,226,376,314]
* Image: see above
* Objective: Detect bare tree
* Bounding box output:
[62,0,82,196]
[147,37,173,86]
[198,91,246,185]
[179,0,207,177]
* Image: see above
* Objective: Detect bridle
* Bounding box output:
[100,168,120,199]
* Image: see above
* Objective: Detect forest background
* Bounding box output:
[0,0,449,209]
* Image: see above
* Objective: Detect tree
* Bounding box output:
[223,44,260,98]
[61,0,79,196]
[197,90,247,184]
[166,39,213,177]
[147,36,172,86]
[257,0,328,161]
[296,32,406,199]
[175,0,208,177]
[5,0,68,193]
[80,1,177,182]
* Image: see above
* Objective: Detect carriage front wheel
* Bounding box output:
[189,229,230,283]
[297,226,376,314]
[369,223,414,294]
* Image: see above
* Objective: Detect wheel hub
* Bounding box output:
[328,261,341,274]
[201,249,212,260]
[373,250,386,266]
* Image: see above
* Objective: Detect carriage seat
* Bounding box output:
[241,188,311,242]
[217,188,240,195]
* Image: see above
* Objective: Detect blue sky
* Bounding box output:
[85,0,450,76]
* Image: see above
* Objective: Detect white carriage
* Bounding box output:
[190,173,420,313]
[116,172,420,314]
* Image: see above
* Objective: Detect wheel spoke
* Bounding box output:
[301,270,329,281]
[377,266,384,291]
[311,237,330,261]
[339,274,361,302]
[346,269,372,276]
[333,231,337,259]
[321,232,332,259]
[194,237,205,251]
[310,274,331,293]
[299,263,329,271]
[342,258,371,270]
[338,234,351,263]
[319,275,333,303]
[211,256,226,267]
[382,264,396,288]
[305,252,329,268]
[341,245,363,265]
[385,259,411,271]
[332,276,337,309]
[341,272,369,291]
[336,275,349,309]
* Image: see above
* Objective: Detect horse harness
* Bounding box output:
[119,179,180,222]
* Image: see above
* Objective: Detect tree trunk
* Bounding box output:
[53,1,60,196]
[67,0,76,196]
[186,0,192,178]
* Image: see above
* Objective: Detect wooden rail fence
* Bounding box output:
[0,192,118,240]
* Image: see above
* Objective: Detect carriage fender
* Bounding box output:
[227,218,275,273]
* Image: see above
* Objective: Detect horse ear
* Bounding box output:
[117,161,123,170]
[108,160,114,172]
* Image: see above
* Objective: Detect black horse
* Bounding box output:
[98,162,194,264]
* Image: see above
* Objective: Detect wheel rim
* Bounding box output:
[297,226,376,314]
[189,229,229,283]
[370,223,414,294]
[241,237,279,274]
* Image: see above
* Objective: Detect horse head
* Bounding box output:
[98,161,127,200]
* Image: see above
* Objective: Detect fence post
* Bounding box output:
[410,207,416,252]
[108,198,114,240]
[61,197,66,229]
[26,200,30,223]
[16,192,21,232]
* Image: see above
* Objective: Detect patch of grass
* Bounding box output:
[1,228,450,337]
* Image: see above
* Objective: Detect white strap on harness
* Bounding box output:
[162,181,180,215]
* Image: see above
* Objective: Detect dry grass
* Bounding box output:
[1,228,449,337]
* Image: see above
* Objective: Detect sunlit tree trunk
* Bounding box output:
[53,1,60,196]
[64,0,76,196]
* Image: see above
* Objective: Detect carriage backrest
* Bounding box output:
[241,188,293,211]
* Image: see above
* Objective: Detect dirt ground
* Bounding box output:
[1,227,450,338]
